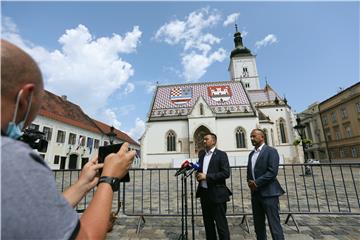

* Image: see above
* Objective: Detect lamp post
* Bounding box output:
[294,116,311,176]
[107,126,117,145]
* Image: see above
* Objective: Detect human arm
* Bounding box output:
[62,157,103,207]
[76,142,135,239]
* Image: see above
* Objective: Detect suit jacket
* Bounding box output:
[196,148,232,203]
[247,145,285,197]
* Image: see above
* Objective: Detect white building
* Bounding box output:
[30,91,140,169]
[141,28,301,168]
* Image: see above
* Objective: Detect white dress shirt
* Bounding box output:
[201,147,215,188]
[251,143,265,180]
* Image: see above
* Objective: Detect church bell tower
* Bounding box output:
[228,25,260,90]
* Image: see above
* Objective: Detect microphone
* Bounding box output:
[186,162,201,176]
[175,160,191,176]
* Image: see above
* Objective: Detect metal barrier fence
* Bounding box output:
[53,163,360,232]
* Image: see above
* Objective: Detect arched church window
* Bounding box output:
[263,129,269,145]
[236,127,246,148]
[242,67,249,77]
[200,103,204,115]
[166,131,176,151]
[279,119,287,143]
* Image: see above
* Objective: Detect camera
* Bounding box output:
[20,129,48,153]
[98,143,130,182]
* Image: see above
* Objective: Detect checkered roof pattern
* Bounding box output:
[150,81,252,117]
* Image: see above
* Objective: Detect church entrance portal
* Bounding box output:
[193,126,211,158]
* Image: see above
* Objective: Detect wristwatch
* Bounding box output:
[97,176,121,192]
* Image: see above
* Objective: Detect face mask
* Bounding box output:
[6,89,33,139]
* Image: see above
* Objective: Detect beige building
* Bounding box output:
[30,90,140,169]
[318,82,360,162]
[298,102,328,161]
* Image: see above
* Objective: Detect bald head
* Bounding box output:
[250,129,265,148]
[1,39,43,98]
[1,39,44,131]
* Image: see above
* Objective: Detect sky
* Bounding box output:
[2,1,359,141]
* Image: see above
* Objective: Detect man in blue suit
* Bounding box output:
[247,129,285,240]
[196,133,232,240]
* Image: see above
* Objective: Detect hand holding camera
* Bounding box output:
[100,142,135,179]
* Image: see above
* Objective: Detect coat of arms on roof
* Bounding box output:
[170,87,192,105]
[207,85,232,102]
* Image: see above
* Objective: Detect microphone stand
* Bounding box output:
[178,172,188,240]
[185,169,196,240]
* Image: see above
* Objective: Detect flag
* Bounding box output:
[87,138,93,154]
[76,136,84,151]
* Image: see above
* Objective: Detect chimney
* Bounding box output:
[61,95,67,101]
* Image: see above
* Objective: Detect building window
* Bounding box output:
[279,119,287,143]
[245,83,250,88]
[322,115,328,125]
[340,108,348,119]
[87,137,93,149]
[356,102,360,113]
[200,103,204,115]
[43,126,52,141]
[351,147,358,158]
[242,67,249,77]
[263,129,269,145]
[79,135,86,146]
[54,155,60,164]
[331,112,337,124]
[56,130,66,143]
[167,131,176,152]
[334,127,341,140]
[68,133,76,145]
[94,139,100,149]
[235,127,246,148]
[340,148,345,158]
[345,126,352,137]
[28,124,39,131]
[325,128,332,141]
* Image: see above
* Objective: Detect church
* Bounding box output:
[140,28,300,168]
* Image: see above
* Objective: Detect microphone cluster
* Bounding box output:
[174,160,201,176]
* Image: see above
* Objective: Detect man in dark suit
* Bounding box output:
[196,133,232,240]
[247,129,285,240]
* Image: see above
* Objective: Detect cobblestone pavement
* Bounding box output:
[107,215,360,240]
[54,165,360,239]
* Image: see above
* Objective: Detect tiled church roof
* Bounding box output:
[248,84,284,106]
[93,120,139,146]
[39,90,139,146]
[149,81,254,119]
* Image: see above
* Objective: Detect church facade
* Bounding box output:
[141,29,301,167]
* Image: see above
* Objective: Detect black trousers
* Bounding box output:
[251,192,284,240]
[199,188,230,240]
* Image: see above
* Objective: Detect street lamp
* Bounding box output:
[294,116,311,176]
[107,126,117,145]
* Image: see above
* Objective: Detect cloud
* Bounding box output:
[1,17,142,117]
[127,117,145,140]
[137,80,158,93]
[255,34,278,50]
[241,29,248,38]
[104,108,122,129]
[182,49,226,82]
[155,8,226,82]
[123,82,135,95]
[223,13,240,26]
[118,104,136,116]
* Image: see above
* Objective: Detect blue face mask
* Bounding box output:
[6,89,33,140]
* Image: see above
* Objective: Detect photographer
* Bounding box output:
[1,39,135,239]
